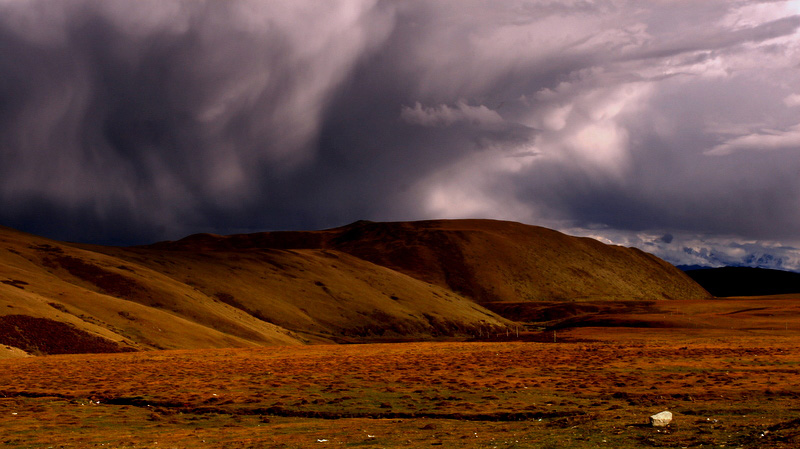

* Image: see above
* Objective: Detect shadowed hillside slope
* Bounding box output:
[157,219,710,303]
[685,267,800,297]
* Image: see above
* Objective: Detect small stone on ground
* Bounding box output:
[650,411,672,427]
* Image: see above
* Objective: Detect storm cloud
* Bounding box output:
[1,0,799,269]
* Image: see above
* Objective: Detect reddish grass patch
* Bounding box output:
[0,315,133,355]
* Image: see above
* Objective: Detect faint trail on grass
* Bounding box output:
[0,390,586,422]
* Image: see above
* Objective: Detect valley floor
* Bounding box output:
[2,322,800,448]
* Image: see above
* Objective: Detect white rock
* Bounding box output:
[650,410,672,427]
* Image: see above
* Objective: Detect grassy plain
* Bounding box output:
[3,297,800,449]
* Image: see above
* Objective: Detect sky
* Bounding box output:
[1,0,800,270]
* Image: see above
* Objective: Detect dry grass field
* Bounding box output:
[3,296,800,448]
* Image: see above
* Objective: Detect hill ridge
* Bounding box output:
[2,219,710,355]
[149,219,709,304]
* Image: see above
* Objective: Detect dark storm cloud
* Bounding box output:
[1,0,799,269]
[0,0,396,240]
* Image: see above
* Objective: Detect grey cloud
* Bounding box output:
[706,124,800,155]
[626,15,800,62]
[0,0,799,273]
[400,101,506,129]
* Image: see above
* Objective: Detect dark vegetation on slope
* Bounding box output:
[0,315,134,354]
[685,267,800,297]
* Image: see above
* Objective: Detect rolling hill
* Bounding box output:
[1,219,710,355]
[154,219,709,303]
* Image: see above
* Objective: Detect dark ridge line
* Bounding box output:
[0,390,73,400]
[0,391,585,422]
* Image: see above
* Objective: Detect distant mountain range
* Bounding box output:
[1,219,710,354]
[676,249,798,273]
[676,264,716,271]
[683,266,800,297]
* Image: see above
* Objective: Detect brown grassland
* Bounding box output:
[3,296,800,448]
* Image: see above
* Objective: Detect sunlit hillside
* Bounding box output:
[1,219,710,355]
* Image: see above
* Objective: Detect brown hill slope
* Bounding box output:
[0,224,511,354]
[86,245,511,343]
[156,219,710,303]
[1,219,708,354]
[0,226,303,353]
